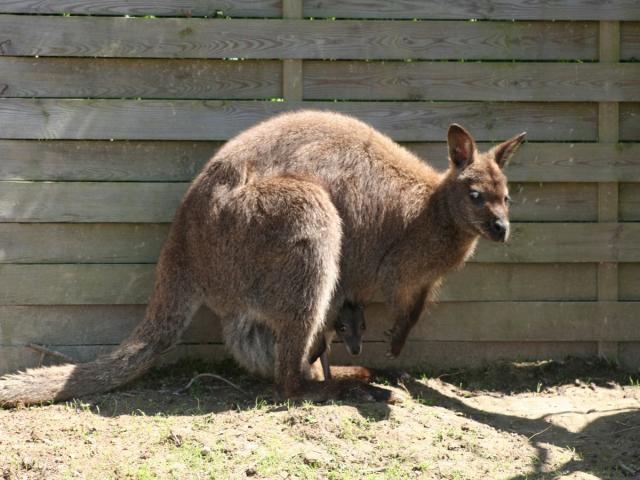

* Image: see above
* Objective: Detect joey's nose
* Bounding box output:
[491,218,509,242]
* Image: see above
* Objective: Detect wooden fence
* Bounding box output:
[1,1,639,374]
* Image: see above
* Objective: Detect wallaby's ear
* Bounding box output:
[491,131,527,169]
[447,124,476,170]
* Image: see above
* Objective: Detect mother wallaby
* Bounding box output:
[0,111,525,406]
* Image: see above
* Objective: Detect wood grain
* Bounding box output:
[0,263,596,305]
[620,183,640,221]
[0,99,598,141]
[619,263,640,300]
[0,223,169,263]
[304,62,640,102]
[620,103,640,141]
[0,0,281,17]
[621,22,640,60]
[2,302,637,348]
[0,181,597,223]
[0,341,605,375]
[0,16,598,60]
[3,222,634,265]
[2,141,638,182]
[1,0,638,20]
[0,58,281,99]
[305,1,640,20]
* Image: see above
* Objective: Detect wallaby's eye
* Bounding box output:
[360,323,366,331]
[338,324,347,332]
[469,190,483,203]
[505,195,512,205]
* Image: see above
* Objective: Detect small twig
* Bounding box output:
[613,425,640,435]
[27,343,77,364]
[527,425,552,441]
[618,461,636,476]
[174,373,247,395]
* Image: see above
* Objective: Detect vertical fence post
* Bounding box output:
[597,21,620,362]
[282,0,303,101]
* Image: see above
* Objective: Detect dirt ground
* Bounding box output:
[1,357,639,480]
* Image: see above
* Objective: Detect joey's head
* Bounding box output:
[334,301,366,356]
[444,124,526,242]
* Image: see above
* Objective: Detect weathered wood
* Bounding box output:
[3,340,617,375]
[0,305,220,345]
[0,16,598,60]
[0,224,169,263]
[2,141,638,182]
[282,0,303,101]
[3,221,634,265]
[0,181,597,223]
[0,58,281,99]
[0,263,597,305]
[305,1,640,20]
[408,143,640,183]
[474,223,640,263]
[0,182,188,222]
[620,103,640,141]
[619,183,640,221]
[2,302,638,348]
[0,0,280,17]
[304,62,640,102]
[1,0,638,20]
[0,99,598,141]
[0,140,220,182]
[619,264,640,301]
[621,22,640,61]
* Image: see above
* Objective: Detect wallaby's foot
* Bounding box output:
[276,379,402,404]
[384,327,408,358]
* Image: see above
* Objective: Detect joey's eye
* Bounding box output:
[338,325,346,332]
[469,190,483,203]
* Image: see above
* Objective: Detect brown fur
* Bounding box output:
[0,111,524,406]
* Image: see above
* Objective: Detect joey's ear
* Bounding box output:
[491,131,526,169]
[447,124,476,170]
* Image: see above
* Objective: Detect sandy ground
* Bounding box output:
[1,358,639,479]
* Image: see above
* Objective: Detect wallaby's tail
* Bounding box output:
[0,337,160,407]
[0,244,201,407]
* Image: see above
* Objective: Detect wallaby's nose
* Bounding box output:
[491,218,509,241]
[350,345,362,356]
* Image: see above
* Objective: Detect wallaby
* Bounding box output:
[0,110,525,406]
[309,300,366,381]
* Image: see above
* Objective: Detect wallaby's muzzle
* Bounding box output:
[487,218,510,242]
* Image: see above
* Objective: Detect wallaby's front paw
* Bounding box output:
[385,349,396,359]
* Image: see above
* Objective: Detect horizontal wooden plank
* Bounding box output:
[2,301,638,348]
[620,103,640,141]
[0,182,187,222]
[0,16,597,60]
[1,0,637,20]
[304,62,640,102]
[619,263,640,301]
[2,141,638,183]
[0,100,598,141]
[408,142,640,183]
[0,0,280,17]
[0,181,596,223]
[0,224,168,264]
[621,22,640,61]
[620,183,640,221]
[305,1,640,20]
[0,263,597,305]
[0,58,281,99]
[1,341,607,375]
[4,222,634,265]
[474,223,640,263]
